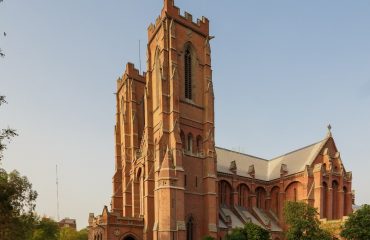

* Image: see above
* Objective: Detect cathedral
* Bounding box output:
[88,1,353,239]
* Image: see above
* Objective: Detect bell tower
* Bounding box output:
[146,0,217,239]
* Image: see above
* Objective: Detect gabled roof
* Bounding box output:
[216,136,329,181]
[216,147,269,180]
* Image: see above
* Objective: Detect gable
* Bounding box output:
[216,135,341,181]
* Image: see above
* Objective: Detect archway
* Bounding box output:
[322,182,328,219]
[255,187,267,209]
[332,180,339,219]
[237,184,250,208]
[219,180,233,207]
[343,186,348,216]
[285,181,303,202]
[270,186,280,216]
[123,236,136,240]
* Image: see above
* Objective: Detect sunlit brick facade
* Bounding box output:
[88,1,353,240]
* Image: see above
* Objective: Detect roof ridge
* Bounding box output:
[215,146,269,161]
[269,138,327,161]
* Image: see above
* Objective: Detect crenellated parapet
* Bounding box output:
[148,0,209,41]
[117,63,146,91]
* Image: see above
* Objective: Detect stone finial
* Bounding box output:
[327,124,332,137]
[229,160,237,174]
[248,165,255,177]
[280,164,288,175]
[88,213,94,226]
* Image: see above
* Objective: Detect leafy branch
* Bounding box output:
[0,96,18,161]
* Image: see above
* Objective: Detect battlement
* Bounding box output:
[148,0,209,40]
[117,63,146,90]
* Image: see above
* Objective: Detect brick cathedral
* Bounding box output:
[88,1,353,239]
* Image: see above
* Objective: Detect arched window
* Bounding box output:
[186,216,194,240]
[154,49,161,107]
[219,180,232,206]
[271,186,280,216]
[237,184,249,208]
[255,187,266,209]
[180,131,186,150]
[137,168,144,216]
[332,180,339,219]
[187,133,193,153]
[184,47,192,100]
[322,182,328,219]
[285,181,302,203]
[196,135,203,155]
[123,236,136,240]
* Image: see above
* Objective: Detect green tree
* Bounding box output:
[0,169,38,239]
[59,227,88,240]
[32,217,60,240]
[284,201,332,240]
[243,222,270,240]
[341,204,370,240]
[225,222,270,240]
[0,95,38,240]
[0,96,17,161]
[225,227,246,240]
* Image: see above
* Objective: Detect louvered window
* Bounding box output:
[184,48,192,99]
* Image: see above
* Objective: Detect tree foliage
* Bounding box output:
[225,222,270,240]
[0,96,18,161]
[32,217,60,240]
[59,227,88,240]
[284,201,332,240]
[341,204,370,240]
[0,169,38,240]
[0,95,38,240]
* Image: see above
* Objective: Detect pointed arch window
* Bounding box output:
[187,133,193,153]
[184,47,192,100]
[186,216,194,240]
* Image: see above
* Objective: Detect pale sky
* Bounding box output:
[1,0,370,229]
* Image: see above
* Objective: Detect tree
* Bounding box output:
[225,222,270,240]
[0,95,38,240]
[32,217,60,240]
[225,227,246,240]
[341,204,370,240]
[59,227,88,240]
[0,169,38,239]
[243,222,270,240]
[0,96,18,162]
[283,201,332,240]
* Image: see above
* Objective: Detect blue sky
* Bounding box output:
[1,0,370,229]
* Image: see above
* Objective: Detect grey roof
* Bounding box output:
[220,206,245,228]
[216,137,328,181]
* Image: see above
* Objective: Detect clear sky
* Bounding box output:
[1,0,370,229]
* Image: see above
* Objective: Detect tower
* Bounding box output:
[147,1,217,239]
[109,1,217,239]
